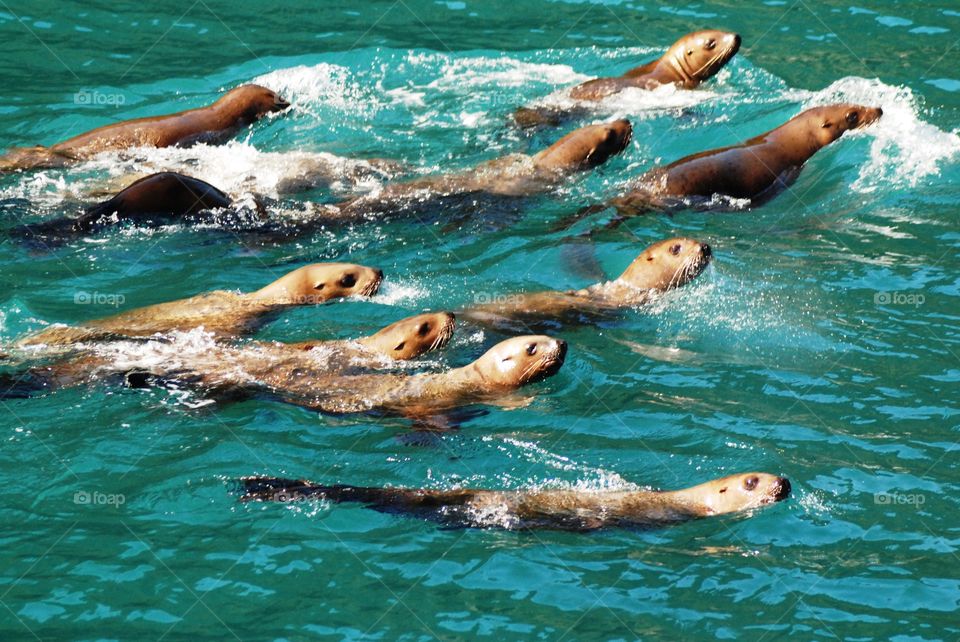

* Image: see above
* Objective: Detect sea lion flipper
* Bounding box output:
[512,106,563,129]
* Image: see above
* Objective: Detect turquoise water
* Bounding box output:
[2,0,960,639]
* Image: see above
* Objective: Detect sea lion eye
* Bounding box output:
[669,244,682,256]
[719,487,727,494]
[705,39,716,50]
[417,323,431,336]
[846,111,859,125]
[743,476,759,491]
[526,343,538,356]
[338,274,357,288]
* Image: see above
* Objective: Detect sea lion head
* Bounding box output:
[804,104,883,147]
[219,84,291,119]
[253,262,383,304]
[532,119,632,172]
[617,237,712,292]
[697,472,791,516]
[666,30,741,86]
[470,335,567,388]
[362,312,456,360]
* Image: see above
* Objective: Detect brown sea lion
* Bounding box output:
[6,333,564,418]
[0,85,290,172]
[12,172,235,243]
[611,104,883,215]
[4,312,456,398]
[462,237,711,331]
[252,334,567,416]
[327,120,632,221]
[514,30,741,128]
[15,262,383,348]
[239,471,791,531]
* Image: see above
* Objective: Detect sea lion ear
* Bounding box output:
[394,341,406,351]
[821,121,831,129]
[313,282,325,290]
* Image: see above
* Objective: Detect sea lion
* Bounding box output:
[12,172,236,243]
[239,471,791,531]
[325,120,632,222]
[610,104,883,216]
[462,237,711,331]
[15,262,383,348]
[6,333,564,418]
[514,30,741,128]
[4,312,456,397]
[0,85,290,172]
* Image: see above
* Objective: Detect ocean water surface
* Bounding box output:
[1,1,958,639]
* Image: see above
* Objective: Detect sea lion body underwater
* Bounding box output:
[328,120,632,221]
[15,262,383,348]
[12,172,235,243]
[611,103,883,215]
[240,471,791,531]
[462,238,711,331]
[0,85,290,172]
[514,30,740,128]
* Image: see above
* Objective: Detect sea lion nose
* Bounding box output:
[774,477,791,500]
[701,242,712,258]
[730,33,741,48]
[554,339,568,360]
[876,107,883,117]
[374,268,384,280]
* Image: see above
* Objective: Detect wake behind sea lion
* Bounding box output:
[610,103,883,216]
[239,471,791,531]
[324,119,632,223]
[0,85,290,172]
[462,237,711,331]
[14,262,383,349]
[514,30,741,128]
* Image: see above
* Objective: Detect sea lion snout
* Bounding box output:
[700,242,712,259]
[727,33,742,53]
[773,477,791,501]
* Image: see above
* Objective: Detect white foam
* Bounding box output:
[372,281,427,305]
[425,56,589,91]
[252,63,382,118]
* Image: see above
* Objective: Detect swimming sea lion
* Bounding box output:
[4,312,456,398]
[610,103,883,216]
[239,471,791,531]
[0,85,290,172]
[326,120,632,222]
[463,237,711,331]
[7,333,564,418]
[16,262,383,348]
[246,334,567,416]
[514,30,741,128]
[12,172,236,243]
